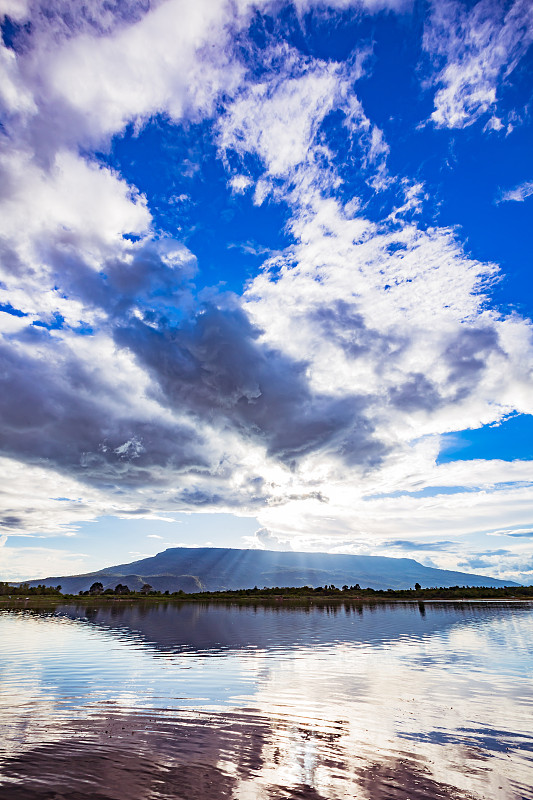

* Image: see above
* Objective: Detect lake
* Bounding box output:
[0,600,531,799]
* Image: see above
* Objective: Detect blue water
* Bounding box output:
[0,600,531,799]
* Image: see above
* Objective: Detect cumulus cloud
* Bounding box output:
[423,0,533,129]
[114,300,385,468]
[0,0,245,151]
[0,322,217,482]
[247,527,294,551]
[246,202,532,460]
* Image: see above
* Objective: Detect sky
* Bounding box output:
[0,0,532,584]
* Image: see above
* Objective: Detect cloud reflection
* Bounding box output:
[0,603,531,799]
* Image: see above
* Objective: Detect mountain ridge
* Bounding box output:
[14,546,518,593]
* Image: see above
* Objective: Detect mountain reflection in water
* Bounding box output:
[0,601,531,799]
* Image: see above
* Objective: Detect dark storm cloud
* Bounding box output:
[388,373,442,412]
[115,302,387,468]
[385,326,503,413]
[445,327,501,386]
[36,237,507,482]
[312,305,502,416]
[310,301,377,359]
[0,216,388,500]
[0,516,23,528]
[0,336,206,488]
[43,238,196,321]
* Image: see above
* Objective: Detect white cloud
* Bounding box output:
[245,527,294,551]
[229,174,253,193]
[0,40,37,117]
[424,0,533,129]
[0,148,150,252]
[218,47,389,198]
[497,180,533,203]
[0,0,29,19]
[247,201,531,428]
[484,114,504,131]
[293,0,411,10]
[13,0,246,147]
[0,546,90,582]
[218,59,342,178]
[240,159,533,580]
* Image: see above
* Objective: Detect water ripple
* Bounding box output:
[0,601,532,799]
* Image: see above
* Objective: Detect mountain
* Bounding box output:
[17,546,517,593]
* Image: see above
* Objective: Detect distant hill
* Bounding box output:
[16,546,517,593]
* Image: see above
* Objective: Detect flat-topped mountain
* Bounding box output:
[17,546,517,593]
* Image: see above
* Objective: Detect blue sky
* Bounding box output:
[0,0,532,583]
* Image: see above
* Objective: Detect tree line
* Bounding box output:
[0,582,63,596]
[151,583,533,600]
[2,581,532,601]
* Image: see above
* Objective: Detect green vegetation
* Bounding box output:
[139,583,533,601]
[0,582,63,596]
[2,581,532,603]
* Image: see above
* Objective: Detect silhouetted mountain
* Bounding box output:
[17,546,517,593]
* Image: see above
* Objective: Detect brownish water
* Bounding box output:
[0,601,531,799]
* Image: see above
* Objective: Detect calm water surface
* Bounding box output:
[0,600,531,799]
